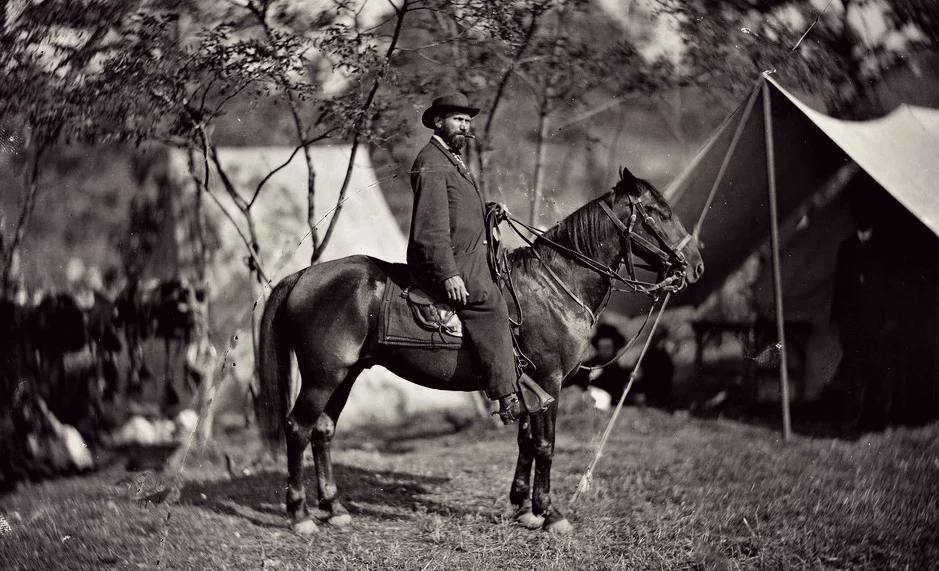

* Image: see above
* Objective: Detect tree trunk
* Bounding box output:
[303,145,320,260]
[187,150,209,282]
[530,96,551,226]
[1,141,46,294]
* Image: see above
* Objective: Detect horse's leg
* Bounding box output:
[284,386,330,536]
[310,366,360,528]
[531,401,573,533]
[506,414,545,529]
[126,332,142,396]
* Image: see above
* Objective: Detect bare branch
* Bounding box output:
[209,148,250,212]
[197,128,270,284]
[246,128,337,209]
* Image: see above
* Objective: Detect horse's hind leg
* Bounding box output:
[284,387,331,536]
[310,366,361,528]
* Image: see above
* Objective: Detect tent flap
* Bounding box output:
[662,77,939,309]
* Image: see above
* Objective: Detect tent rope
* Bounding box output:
[691,85,763,240]
[683,0,836,238]
[571,291,671,504]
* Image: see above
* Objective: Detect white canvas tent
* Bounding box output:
[168,146,480,430]
[651,74,939,434]
[667,75,939,303]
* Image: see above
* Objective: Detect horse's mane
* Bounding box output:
[508,176,662,271]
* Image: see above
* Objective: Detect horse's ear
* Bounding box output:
[615,165,641,196]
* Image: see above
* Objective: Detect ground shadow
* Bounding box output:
[336,412,488,455]
[179,463,459,528]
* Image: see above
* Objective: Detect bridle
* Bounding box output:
[502,190,690,309]
[495,187,693,372]
[597,193,690,295]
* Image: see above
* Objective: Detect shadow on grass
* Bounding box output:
[337,411,491,455]
[179,463,457,528]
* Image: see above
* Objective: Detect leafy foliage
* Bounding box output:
[660,0,937,117]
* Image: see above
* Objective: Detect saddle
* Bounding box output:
[378,265,463,349]
[402,286,462,339]
[378,264,554,414]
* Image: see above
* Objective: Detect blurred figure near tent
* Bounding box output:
[634,327,675,409]
[829,179,891,431]
[566,323,633,410]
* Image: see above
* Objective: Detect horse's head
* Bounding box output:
[606,167,704,292]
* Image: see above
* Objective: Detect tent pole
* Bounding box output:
[762,78,793,440]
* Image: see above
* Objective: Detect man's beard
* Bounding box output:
[439,126,466,151]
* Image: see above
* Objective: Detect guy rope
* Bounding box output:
[571,291,672,503]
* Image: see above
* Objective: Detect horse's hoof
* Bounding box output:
[292,519,319,537]
[502,504,544,529]
[513,510,544,529]
[327,513,352,528]
[517,511,545,530]
[502,504,525,520]
[544,517,573,534]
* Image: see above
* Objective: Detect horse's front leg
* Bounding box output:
[505,414,544,529]
[531,402,573,533]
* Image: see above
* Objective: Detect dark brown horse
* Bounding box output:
[257,168,703,535]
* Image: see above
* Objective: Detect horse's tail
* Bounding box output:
[257,271,303,452]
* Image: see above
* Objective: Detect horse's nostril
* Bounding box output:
[695,262,704,278]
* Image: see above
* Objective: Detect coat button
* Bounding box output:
[483,240,488,245]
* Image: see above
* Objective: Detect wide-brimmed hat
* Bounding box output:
[591,323,627,349]
[421,92,479,129]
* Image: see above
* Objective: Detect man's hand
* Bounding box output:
[486,202,510,223]
[443,275,469,305]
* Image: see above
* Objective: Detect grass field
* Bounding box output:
[1,398,937,571]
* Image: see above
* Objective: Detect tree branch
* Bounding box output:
[197,128,270,285]
[314,0,409,262]
[246,128,337,209]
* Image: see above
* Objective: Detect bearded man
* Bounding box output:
[407,92,550,423]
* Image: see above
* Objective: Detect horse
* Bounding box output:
[256,167,703,535]
[31,291,108,440]
[114,277,207,408]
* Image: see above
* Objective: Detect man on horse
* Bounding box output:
[407,92,550,424]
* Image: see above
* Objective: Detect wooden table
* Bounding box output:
[691,319,813,410]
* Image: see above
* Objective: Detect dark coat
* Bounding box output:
[831,233,888,351]
[407,137,494,304]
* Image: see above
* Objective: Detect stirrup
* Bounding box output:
[517,373,555,414]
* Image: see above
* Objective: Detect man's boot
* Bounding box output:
[498,393,521,425]
[517,373,555,414]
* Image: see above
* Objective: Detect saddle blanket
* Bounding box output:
[379,264,463,349]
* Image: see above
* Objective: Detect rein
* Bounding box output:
[572,290,673,504]
[503,215,604,323]
[498,192,687,324]
[488,190,689,373]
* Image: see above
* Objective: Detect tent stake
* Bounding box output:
[762,78,793,440]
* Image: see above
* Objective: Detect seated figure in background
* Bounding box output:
[633,327,675,409]
[566,323,632,410]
